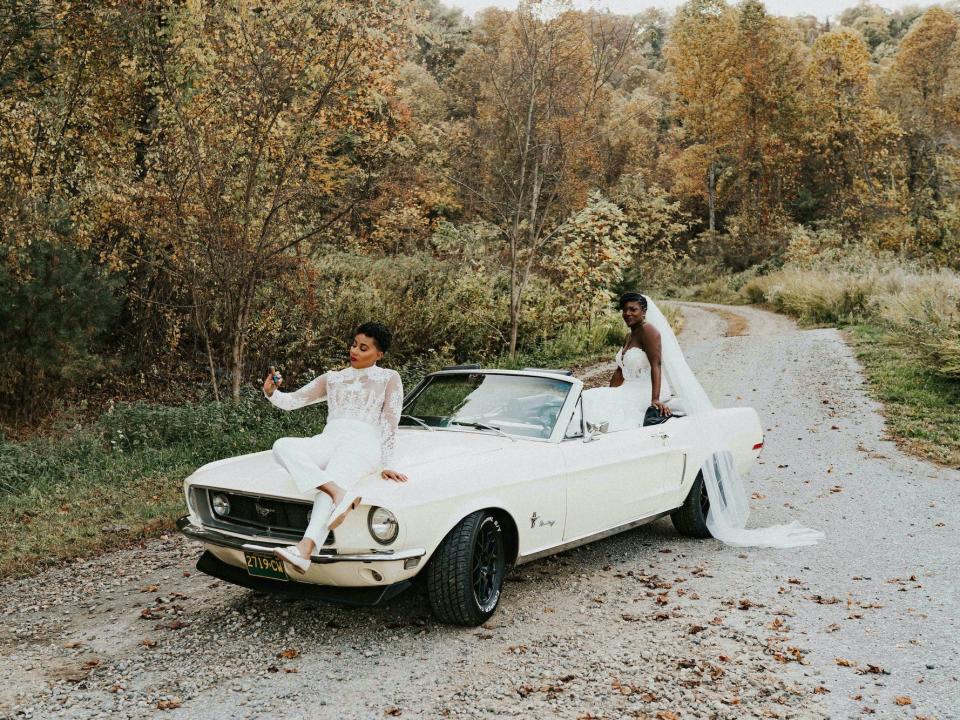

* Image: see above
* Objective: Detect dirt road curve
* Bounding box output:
[1,303,957,720]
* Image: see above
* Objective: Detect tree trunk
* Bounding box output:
[509,232,519,357]
[205,334,220,404]
[229,297,250,402]
[707,160,717,232]
[230,330,243,402]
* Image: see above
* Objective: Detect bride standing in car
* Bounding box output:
[260,322,408,574]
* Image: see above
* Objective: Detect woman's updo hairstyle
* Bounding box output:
[618,292,648,311]
[355,321,392,353]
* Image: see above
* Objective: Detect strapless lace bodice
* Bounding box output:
[615,346,646,382]
[616,346,669,394]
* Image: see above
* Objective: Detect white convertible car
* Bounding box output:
[177,366,763,625]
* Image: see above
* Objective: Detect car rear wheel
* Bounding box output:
[671,471,713,538]
[426,511,505,626]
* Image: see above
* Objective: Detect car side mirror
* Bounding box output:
[583,420,609,442]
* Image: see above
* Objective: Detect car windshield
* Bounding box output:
[400,373,572,440]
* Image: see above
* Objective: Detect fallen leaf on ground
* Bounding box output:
[835,658,856,667]
[384,707,402,716]
[894,696,912,706]
[277,648,299,659]
[156,699,181,710]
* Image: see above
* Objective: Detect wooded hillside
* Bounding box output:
[3,0,959,427]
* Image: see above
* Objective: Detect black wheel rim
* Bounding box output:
[699,480,710,517]
[472,518,504,612]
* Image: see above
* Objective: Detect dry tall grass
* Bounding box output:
[743,257,960,379]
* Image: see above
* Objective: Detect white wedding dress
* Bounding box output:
[582,345,671,432]
[587,298,824,549]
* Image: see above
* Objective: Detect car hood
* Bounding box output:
[186,428,514,501]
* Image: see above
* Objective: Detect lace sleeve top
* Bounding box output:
[264,364,404,467]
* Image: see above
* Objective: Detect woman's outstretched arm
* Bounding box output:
[263,372,328,411]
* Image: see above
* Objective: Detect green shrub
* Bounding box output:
[245,251,576,385]
[0,240,121,419]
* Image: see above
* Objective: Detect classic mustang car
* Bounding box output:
[177,366,763,626]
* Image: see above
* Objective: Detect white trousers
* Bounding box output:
[272,419,381,547]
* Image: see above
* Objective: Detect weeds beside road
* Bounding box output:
[676,254,960,468]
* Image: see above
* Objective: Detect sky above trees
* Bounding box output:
[446,0,942,20]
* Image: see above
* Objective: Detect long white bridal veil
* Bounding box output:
[644,297,825,548]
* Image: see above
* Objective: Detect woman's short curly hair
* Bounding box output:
[618,292,648,311]
[354,322,392,353]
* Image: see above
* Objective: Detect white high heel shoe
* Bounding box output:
[273,545,311,574]
[328,494,362,531]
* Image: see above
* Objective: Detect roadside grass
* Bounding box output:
[849,324,960,468]
[0,398,327,580]
[0,323,625,580]
[734,256,960,469]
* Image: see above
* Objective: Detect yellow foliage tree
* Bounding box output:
[128,0,413,400]
[450,1,639,354]
[802,29,902,237]
[881,7,960,258]
[664,0,740,233]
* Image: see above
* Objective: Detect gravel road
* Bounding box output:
[1,303,957,720]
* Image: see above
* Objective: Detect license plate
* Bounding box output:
[244,552,288,581]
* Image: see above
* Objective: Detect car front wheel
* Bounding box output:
[426,511,506,626]
[671,471,713,538]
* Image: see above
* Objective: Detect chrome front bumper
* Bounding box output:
[176,516,425,565]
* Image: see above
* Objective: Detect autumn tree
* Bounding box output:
[664,0,740,233]
[0,1,140,416]
[450,2,639,354]
[881,7,960,259]
[547,192,633,321]
[801,29,901,236]
[724,0,807,265]
[128,0,413,400]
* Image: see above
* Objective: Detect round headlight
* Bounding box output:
[211,493,231,517]
[367,507,399,545]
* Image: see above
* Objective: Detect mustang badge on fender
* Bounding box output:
[530,512,555,529]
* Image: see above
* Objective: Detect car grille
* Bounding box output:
[192,487,335,546]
